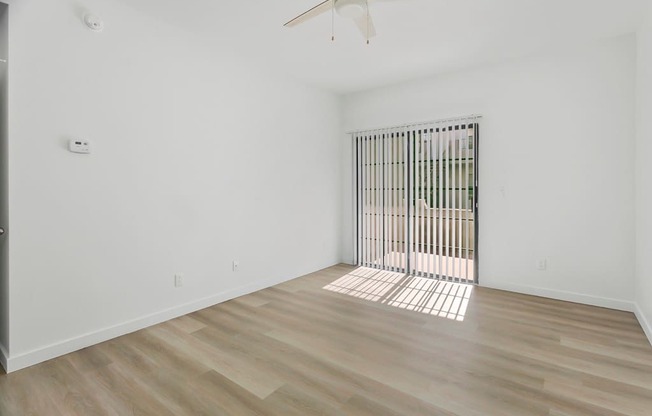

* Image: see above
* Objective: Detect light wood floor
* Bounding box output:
[1,264,652,415]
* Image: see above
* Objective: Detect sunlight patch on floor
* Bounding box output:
[323,267,473,321]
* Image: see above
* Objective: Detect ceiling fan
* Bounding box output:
[284,0,394,43]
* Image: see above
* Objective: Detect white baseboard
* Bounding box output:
[634,303,652,346]
[4,268,325,373]
[6,267,648,372]
[0,342,8,373]
[480,281,635,312]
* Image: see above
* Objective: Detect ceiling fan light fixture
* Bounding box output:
[283,0,377,42]
[335,0,367,19]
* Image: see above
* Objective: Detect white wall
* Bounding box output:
[342,35,637,310]
[635,2,652,341]
[0,2,8,366]
[3,0,342,371]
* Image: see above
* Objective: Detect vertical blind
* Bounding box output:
[354,116,480,284]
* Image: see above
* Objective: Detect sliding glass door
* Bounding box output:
[354,118,479,284]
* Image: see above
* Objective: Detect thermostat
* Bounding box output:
[69,139,91,154]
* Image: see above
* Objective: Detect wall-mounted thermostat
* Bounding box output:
[69,139,91,154]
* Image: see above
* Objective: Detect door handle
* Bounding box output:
[0,227,4,236]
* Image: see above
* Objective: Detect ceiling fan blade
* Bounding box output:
[353,12,377,39]
[284,0,333,27]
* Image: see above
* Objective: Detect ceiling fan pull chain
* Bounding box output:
[366,0,370,45]
[332,0,335,41]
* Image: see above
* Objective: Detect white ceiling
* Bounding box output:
[117,0,648,94]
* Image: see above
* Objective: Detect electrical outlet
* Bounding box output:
[232,260,239,272]
[536,259,547,271]
[174,274,183,287]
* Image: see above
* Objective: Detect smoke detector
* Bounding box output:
[83,14,104,32]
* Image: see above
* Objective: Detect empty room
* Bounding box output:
[0,0,651,415]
